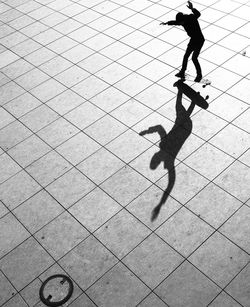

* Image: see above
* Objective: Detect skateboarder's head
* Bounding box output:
[176,12,185,22]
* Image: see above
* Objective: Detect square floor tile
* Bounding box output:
[59,235,117,290]
[214,160,250,202]
[209,124,250,158]
[13,190,63,233]
[63,292,96,307]
[68,26,98,43]
[24,47,56,66]
[4,92,41,118]
[111,98,151,127]
[90,86,130,112]
[11,39,42,58]
[106,129,152,163]
[47,36,78,54]
[35,211,89,260]
[2,294,28,307]
[0,50,19,69]
[157,207,214,257]
[65,102,105,131]
[139,38,172,58]
[192,110,227,140]
[19,278,42,307]
[84,114,127,145]
[0,200,8,218]
[209,291,241,307]
[96,62,131,85]
[219,33,249,53]
[62,44,94,64]
[233,109,250,133]
[0,81,25,106]
[227,79,250,104]
[223,54,250,77]
[104,22,134,40]
[187,182,242,229]
[123,233,183,288]
[84,33,115,51]
[156,162,209,204]
[118,50,152,71]
[115,73,152,96]
[77,147,125,185]
[134,83,175,110]
[189,232,249,287]
[46,167,95,209]
[20,104,59,132]
[220,205,250,254]
[100,40,133,61]
[137,292,168,307]
[184,143,234,180]
[225,263,250,307]
[0,153,21,184]
[137,59,173,82]
[0,237,54,291]
[78,53,112,74]
[69,187,121,232]
[0,213,30,258]
[26,150,71,186]
[0,171,41,210]
[209,93,248,122]
[201,44,234,65]
[55,65,90,87]
[0,271,16,306]
[72,75,109,100]
[38,55,72,77]
[120,30,152,49]
[155,261,220,307]
[8,134,51,167]
[86,262,150,306]
[239,149,250,167]
[206,67,241,92]
[30,78,67,103]
[56,132,100,165]
[95,209,150,258]
[37,117,79,148]
[46,89,84,115]
[202,24,230,44]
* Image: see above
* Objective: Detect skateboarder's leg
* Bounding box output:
[192,41,204,81]
[176,43,193,78]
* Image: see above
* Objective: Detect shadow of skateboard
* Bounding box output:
[174,80,209,109]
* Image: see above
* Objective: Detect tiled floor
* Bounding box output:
[0,0,249,306]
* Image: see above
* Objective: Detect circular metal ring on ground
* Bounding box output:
[39,274,74,307]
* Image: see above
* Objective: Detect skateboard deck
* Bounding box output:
[178,73,211,88]
[174,80,209,109]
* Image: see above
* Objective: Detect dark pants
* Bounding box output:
[180,38,204,76]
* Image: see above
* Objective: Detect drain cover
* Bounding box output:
[39,274,73,307]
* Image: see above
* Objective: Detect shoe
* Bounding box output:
[175,71,185,79]
[194,75,202,82]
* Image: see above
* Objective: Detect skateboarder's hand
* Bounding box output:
[160,22,166,25]
[187,1,193,9]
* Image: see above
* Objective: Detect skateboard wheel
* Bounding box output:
[205,95,209,100]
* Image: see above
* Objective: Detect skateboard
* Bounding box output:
[174,80,209,109]
[178,73,211,88]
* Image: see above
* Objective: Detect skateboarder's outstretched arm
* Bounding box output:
[160,20,182,26]
[187,1,201,18]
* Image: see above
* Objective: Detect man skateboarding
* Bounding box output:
[160,1,205,82]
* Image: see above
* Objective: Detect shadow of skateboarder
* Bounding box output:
[139,81,208,221]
